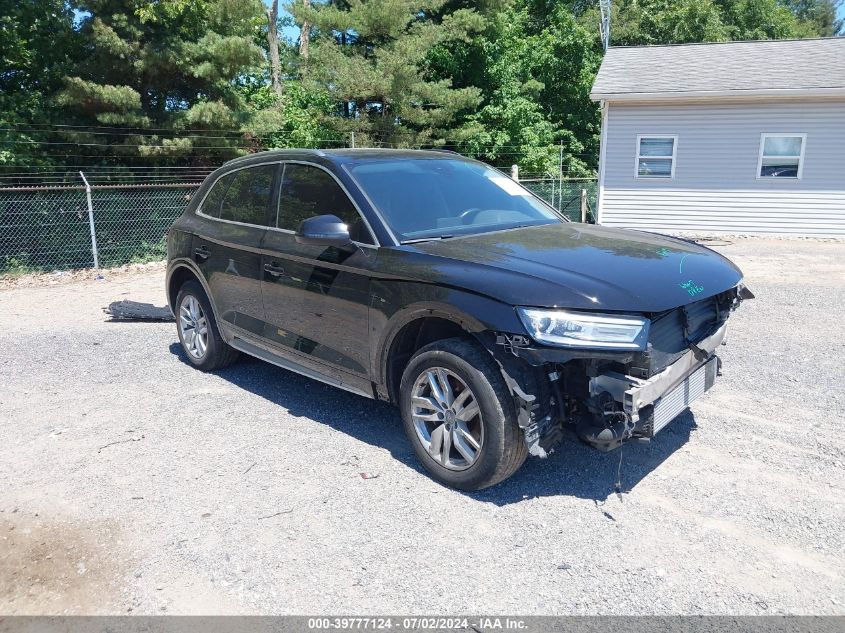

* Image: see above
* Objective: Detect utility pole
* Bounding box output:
[599,0,612,52]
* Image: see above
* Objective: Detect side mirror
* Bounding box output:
[295,214,352,247]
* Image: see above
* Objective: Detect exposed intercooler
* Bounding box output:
[576,287,745,451]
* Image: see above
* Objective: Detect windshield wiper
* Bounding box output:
[400,234,455,244]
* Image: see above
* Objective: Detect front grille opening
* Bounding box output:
[639,292,733,376]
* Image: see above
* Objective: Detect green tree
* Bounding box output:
[579,0,838,46]
[240,81,345,148]
[55,0,267,162]
[289,0,485,146]
[779,0,843,35]
[0,0,79,165]
[433,1,601,175]
[717,0,818,39]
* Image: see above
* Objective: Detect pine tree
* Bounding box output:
[0,0,79,165]
[56,0,266,161]
[290,0,485,146]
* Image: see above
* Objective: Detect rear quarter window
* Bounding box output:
[219,165,277,226]
[198,173,233,218]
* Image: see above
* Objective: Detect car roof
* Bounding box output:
[220,147,468,169]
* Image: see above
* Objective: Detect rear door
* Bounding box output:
[192,163,278,337]
[260,162,376,379]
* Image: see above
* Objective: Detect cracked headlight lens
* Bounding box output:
[516,308,649,350]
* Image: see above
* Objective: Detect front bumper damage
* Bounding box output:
[579,322,727,451]
[483,286,750,457]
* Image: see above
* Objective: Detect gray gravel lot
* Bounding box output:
[1,238,844,616]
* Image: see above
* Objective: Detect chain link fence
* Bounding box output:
[0,171,597,276]
[520,178,598,222]
[0,182,200,275]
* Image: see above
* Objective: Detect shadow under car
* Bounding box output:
[168,342,697,506]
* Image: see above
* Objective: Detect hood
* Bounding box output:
[400,223,743,313]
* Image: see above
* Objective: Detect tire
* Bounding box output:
[399,337,528,490]
[175,280,239,371]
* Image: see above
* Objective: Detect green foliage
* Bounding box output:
[241,81,345,148]
[0,256,36,276]
[292,0,485,146]
[580,0,839,45]
[0,0,840,171]
[0,0,78,106]
[50,0,267,162]
[56,77,143,118]
[0,0,80,165]
[783,0,844,36]
[438,1,600,175]
[718,0,818,39]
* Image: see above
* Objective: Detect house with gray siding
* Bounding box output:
[590,38,845,237]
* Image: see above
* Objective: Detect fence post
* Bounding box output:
[558,141,564,210]
[580,188,588,223]
[511,164,519,181]
[79,171,99,269]
[350,132,355,149]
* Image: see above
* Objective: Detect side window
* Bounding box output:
[219,164,277,226]
[199,173,233,218]
[758,134,805,179]
[636,136,676,179]
[277,163,374,244]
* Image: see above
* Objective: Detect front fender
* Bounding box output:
[369,279,525,395]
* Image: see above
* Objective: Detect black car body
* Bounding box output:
[166,149,751,489]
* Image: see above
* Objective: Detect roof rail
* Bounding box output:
[221,148,327,166]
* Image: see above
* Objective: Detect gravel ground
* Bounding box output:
[0,238,843,616]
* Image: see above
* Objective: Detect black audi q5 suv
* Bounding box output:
[166,149,751,490]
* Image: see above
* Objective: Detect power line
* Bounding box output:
[0,128,251,141]
[0,165,220,171]
[0,139,260,149]
[0,126,596,153]
[0,122,269,134]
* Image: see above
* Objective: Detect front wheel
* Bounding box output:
[399,337,527,490]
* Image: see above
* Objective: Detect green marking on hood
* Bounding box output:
[679,279,705,296]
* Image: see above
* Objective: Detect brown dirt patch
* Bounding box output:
[0,512,128,614]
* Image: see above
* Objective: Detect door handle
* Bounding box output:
[264,262,285,277]
[194,246,211,261]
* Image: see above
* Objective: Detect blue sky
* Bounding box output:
[262,1,301,41]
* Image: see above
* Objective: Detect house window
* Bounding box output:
[758,134,805,179]
[636,136,676,179]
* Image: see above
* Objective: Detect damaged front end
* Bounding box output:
[482,284,753,456]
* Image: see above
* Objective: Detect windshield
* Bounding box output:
[346,158,562,242]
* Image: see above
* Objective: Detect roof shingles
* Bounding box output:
[590,38,845,100]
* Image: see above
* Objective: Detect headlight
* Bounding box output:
[516,308,649,350]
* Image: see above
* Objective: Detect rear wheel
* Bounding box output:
[399,337,527,490]
[175,280,239,371]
